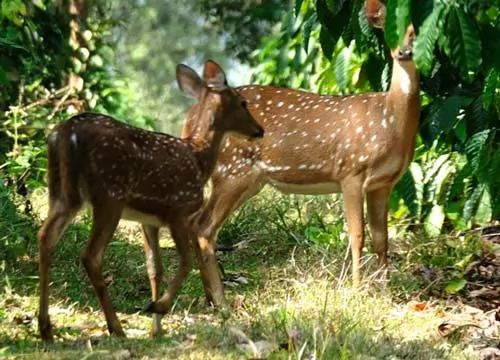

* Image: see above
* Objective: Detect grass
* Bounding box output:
[0,185,495,359]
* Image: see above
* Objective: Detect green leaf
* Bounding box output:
[384,0,399,49]
[316,0,349,42]
[1,0,27,26]
[302,12,318,53]
[334,47,349,90]
[445,278,467,294]
[424,204,445,237]
[429,96,468,135]
[413,4,445,75]
[447,6,482,78]
[325,0,347,16]
[463,183,484,223]
[397,163,423,219]
[319,27,335,59]
[483,68,499,109]
[295,0,304,16]
[384,0,411,50]
[465,130,491,173]
[475,186,492,224]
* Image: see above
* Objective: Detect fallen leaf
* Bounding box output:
[408,301,427,311]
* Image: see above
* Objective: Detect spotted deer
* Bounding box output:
[184,0,420,306]
[37,60,263,340]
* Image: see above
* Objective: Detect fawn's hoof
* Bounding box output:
[143,301,167,315]
[39,323,54,342]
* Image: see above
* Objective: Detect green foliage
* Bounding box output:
[0,179,37,273]
[246,0,500,231]
[384,0,411,49]
[413,4,445,76]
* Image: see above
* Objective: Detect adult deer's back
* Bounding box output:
[183,0,420,306]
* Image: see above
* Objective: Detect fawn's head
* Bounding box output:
[365,0,415,64]
[177,60,264,143]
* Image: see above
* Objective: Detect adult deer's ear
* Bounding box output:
[203,59,227,90]
[176,64,204,99]
[365,0,386,29]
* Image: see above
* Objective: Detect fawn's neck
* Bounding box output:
[188,132,224,184]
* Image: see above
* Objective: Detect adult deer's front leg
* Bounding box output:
[145,219,193,314]
[366,186,390,273]
[81,204,124,337]
[195,174,262,307]
[142,225,163,336]
[341,177,365,286]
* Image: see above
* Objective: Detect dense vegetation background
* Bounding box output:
[0,0,498,358]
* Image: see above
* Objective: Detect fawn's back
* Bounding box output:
[52,113,204,223]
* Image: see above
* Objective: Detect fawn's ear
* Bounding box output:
[203,60,227,90]
[176,64,204,99]
[365,0,386,29]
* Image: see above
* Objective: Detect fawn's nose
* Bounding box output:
[252,126,264,139]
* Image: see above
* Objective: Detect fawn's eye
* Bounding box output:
[241,100,248,109]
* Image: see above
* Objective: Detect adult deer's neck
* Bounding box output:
[387,59,420,138]
[188,132,224,184]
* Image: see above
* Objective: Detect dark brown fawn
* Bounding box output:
[37,60,263,340]
[183,0,420,306]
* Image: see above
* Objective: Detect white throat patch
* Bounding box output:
[399,67,411,95]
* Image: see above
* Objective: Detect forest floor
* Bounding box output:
[0,189,498,359]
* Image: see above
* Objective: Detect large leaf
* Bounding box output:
[464,97,489,134]
[447,6,482,78]
[445,278,467,294]
[465,130,491,174]
[384,0,398,49]
[302,12,318,53]
[429,95,469,135]
[425,204,445,237]
[316,0,349,42]
[475,186,492,224]
[334,47,350,90]
[397,162,424,219]
[463,183,484,223]
[413,4,445,75]
[483,68,499,109]
[325,0,347,16]
[410,0,433,31]
[319,27,335,60]
[384,0,411,50]
[294,0,305,16]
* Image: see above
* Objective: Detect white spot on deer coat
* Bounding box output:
[70,133,77,147]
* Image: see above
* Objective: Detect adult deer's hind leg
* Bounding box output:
[38,200,79,341]
[142,224,163,336]
[80,202,124,337]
